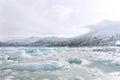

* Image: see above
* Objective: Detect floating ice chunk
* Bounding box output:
[5,61,68,71]
[74,76,84,80]
[5,60,18,65]
[42,79,50,80]
[5,76,14,80]
[111,59,120,66]
[115,41,120,46]
[32,49,44,56]
[33,49,40,53]
[96,78,103,80]
[67,56,82,64]
[0,54,9,60]
[4,50,32,59]
[20,51,32,58]
[81,59,91,65]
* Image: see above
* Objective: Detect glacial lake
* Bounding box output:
[0,46,120,80]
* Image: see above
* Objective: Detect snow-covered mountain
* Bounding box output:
[73,20,120,46]
[88,20,120,36]
[1,20,120,46]
[6,37,41,44]
[0,37,70,46]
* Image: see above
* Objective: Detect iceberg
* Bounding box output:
[4,61,68,71]
[115,41,120,46]
[67,56,82,64]
[111,59,120,66]
[4,50,32,59]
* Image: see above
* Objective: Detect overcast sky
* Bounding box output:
[0,0,120,40]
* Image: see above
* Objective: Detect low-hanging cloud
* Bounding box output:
[0,0,120,40]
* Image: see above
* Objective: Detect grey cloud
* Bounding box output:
[0,0,111,40]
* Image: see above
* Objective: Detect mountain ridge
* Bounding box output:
[1,20,120,46]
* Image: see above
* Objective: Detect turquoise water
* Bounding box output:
[0,47,120,80]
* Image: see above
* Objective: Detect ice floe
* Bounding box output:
[67,56,82,64]
[4,60,68,71]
